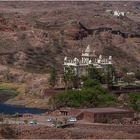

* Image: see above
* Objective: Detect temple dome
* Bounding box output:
[88,60,92,64]
[74,57,79,63]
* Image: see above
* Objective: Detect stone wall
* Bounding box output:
[68,109,81,116]
[82,111,95,122]
[81,111,134,123]
[94,112,134,123]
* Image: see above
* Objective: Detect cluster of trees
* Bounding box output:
[49,65,79,89]
[63,66,80,89]
[60,64,115,90]
[127,93,140,113]
[62,64,114,92]
[85,65,115,86]
[48,86,117,110]
[48,64,118,109]
[49,64,140,89]
[48,58,140,112]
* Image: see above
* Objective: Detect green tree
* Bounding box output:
[87,65,103,83]
[72,75,80,89]
[107,65,115,87]
[87,64,115,86]
[49,66,57,88]
[63,66,75,90]
[83,79,100,88]
[128,93,140,112]
[48,87,117,109]
[135,70,140,80]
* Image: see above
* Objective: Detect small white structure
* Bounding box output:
[64,45,112,76]
[126,72,135,76]
[113,10,126,17]
[106,10,113,14]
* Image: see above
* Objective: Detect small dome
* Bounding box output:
[99,55,102,59]
[74,57,79,62]
[88,60,92,64]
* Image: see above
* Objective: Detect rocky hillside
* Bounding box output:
[0,1,140,74]
[0,1,139,109]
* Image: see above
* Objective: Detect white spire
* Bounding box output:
[109,56,112,60]
[74,57,79,64]
[99,55,102,59]
[85,44,91,53]
[64,56,67,61]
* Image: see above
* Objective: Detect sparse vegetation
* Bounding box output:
[0,114,17,139]
[0,83,25,103]
[0,83,25,95]
[124,74,136,85]
[25,47,52,73]
[0,124,17,139]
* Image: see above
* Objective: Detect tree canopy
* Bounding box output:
[48,86,117,110]
[127,93,140,112]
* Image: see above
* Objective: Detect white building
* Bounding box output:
[64,45,112,77]
[113,11,126,17]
